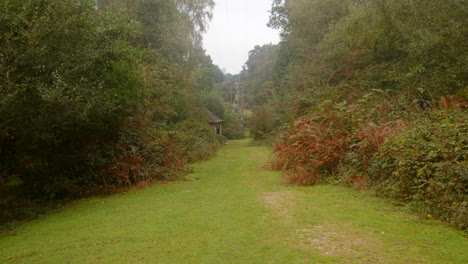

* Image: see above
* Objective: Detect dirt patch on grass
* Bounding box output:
[295,224,384,262]
[262,190,300,218]
[296,225,383,258]
[261,191,386,263]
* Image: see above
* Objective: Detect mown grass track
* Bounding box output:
[1,139,467,263]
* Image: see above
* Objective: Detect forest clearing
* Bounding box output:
[1,140,466,264]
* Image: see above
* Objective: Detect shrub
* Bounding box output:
[271,93,370,185]
[222,112,245,140]
[249,105,274,140]
[272,115,351,185]
[170,119,224,162]
[271,91,403,185]
[371,110,467,229]
[341,119,407,184]
[99,116,190,191]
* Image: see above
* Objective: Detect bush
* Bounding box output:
[272,115,351,185]
[171,119,224,162]
[371,110,467,229]
[272,97,467,229]
[222,112,245,140]
[271,91,406,185]
[93,116,191,192]
[0,115,223,223]
[0,0,140,201]
[249,105,274,140]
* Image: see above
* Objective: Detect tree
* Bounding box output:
[176,0,214,45]
[0,0,219,212]
[242,44,278,107]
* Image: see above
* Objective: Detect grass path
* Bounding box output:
[1,139,467,263]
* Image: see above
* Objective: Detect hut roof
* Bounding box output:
[203,109,223,124]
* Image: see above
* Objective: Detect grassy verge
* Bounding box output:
[0,139,466,263]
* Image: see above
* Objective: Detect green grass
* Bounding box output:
[1,139,467,263]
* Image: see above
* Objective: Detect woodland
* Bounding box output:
[243,0,467,230]
[1,0,225,221]
[1,0,467,232]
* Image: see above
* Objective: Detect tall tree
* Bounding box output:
[176,0,214,45]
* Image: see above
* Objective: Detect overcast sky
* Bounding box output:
[202,0,281,74]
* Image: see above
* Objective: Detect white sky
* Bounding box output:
[202,0,281,74]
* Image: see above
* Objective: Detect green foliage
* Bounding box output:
[199,90,225,119]
[0,0,218,223]
[268,0,467,112]
[271,84,466,229]
[371,110,467,229]
[318,0,468,99]
[176,0,215,45]
[0,0,140,201]
[192,56,218,93]
[249,105,274,140]
[138,50,190,122]
[265,0,468,229]
[135,0,192,60]
[170,118,224,162]
[222,112,244,140]
[241,44,278,107]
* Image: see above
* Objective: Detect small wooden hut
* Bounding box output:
[203,109,223,135]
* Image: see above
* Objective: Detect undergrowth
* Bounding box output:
[272,92,467,229]
[371,110,467,229]
[0,114,224,225]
